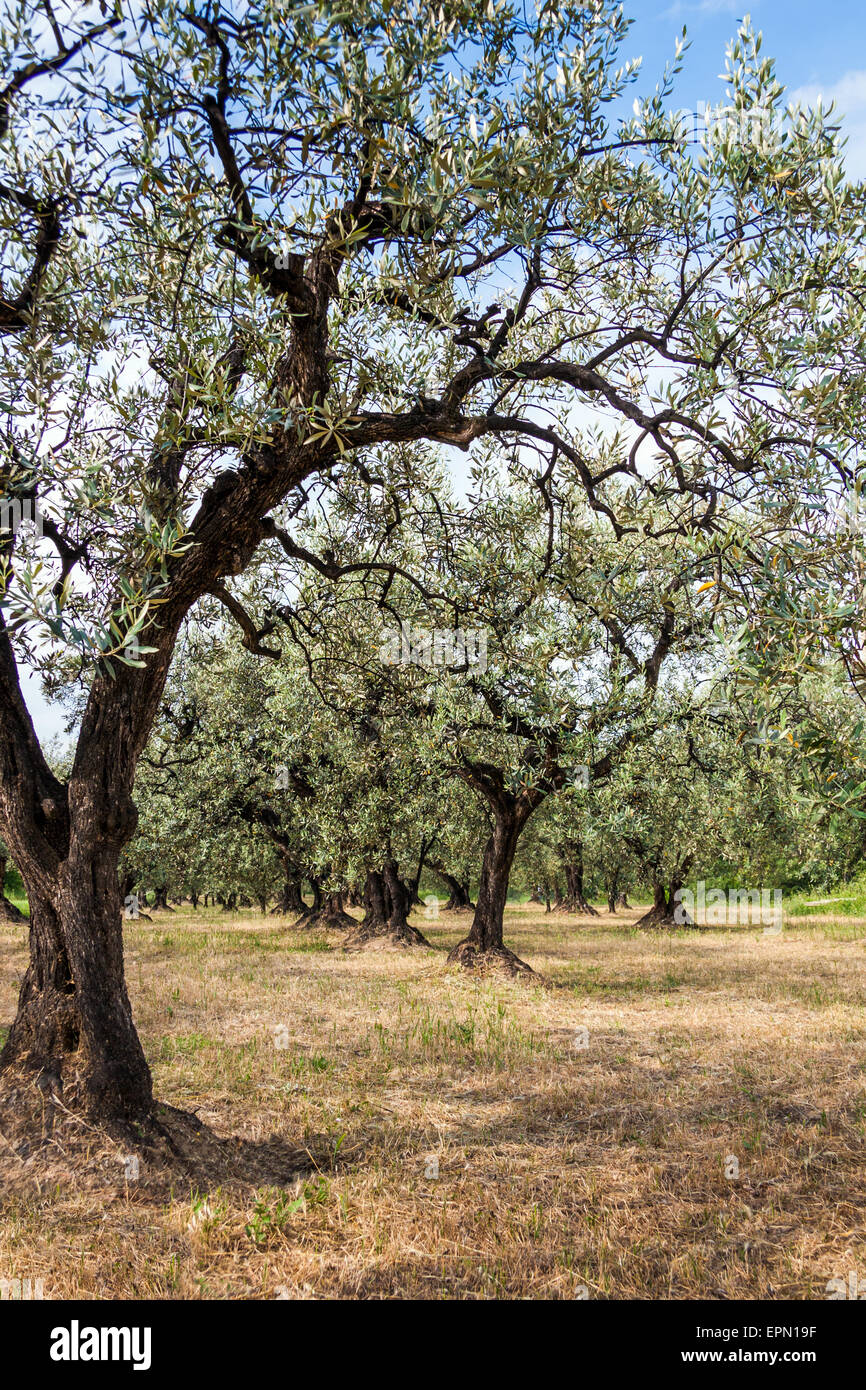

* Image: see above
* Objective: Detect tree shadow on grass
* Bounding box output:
[0,1083,319,1196]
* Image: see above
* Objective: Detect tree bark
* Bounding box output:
[607,867,620,913]
[345,863,430,947]
[294,872,354,929]
[270,860,305,915]
[430,863,474,911]
[381,859,429,944]
[362,869,388,929]
[634,878,694,928]
[293,876,322,925]
[403,837,431,907]
[447,803,535,975]
[0,836,152,1125]
[562,846,599,915]
[317,891,355,927]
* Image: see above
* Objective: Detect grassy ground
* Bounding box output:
[1,901,865,1299]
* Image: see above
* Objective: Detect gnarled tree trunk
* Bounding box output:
[294,876,322,925]
[634,878,694,928]
[562,845,599,915]
[295,872,354,929]
[447,802,536,976]
[345,863,430,948]
[0,753,153,1127]
[270,858,305,915]
[430,862,474,911]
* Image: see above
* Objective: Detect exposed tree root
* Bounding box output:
[293,905,356,930]
[553,894,600,916]
[633,905,699,929]
[573,895,600,916]
[446,938,540,980]
[0,1076,314,1193]
[343,917,431,950]
[270,896,305,917]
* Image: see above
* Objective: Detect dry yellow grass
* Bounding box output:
[1,903,865,1299]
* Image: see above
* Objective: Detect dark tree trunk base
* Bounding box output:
[0,1085,313,1192]
[270,876,308,916]
[344,863,430,948]
[0,1058,156,1150]
[573,895,599,916]
[446,938,538,979]
[0,1046,154,1134]
[0,895,25,922]
[632,880,697,929]
[0,868,155,1129]
[554,894,599,916]
[292,903,356,930]
[633,905,697,929]
[429,866,473,912]
[295,908,356,930]
[343,917,431,950]
[441,882,475,911]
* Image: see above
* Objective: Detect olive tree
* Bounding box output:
[1,1,861,1121]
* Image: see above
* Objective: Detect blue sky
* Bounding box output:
[20,1,866,745]
[625,2,866,176]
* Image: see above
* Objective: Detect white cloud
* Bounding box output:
[789,70,866,181]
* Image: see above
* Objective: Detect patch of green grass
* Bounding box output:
[157,1031,213,1060]
[245,1180,330,1245]
[572,966,686,996]
[788,981,845,1009]
[367,996,547,1068]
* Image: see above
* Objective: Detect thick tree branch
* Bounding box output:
[207,583,281,659]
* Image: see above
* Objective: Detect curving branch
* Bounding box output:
[207,583,281,659]
[0,182,60,334]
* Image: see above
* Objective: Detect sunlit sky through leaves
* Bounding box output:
[20,0,866,744]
